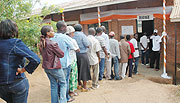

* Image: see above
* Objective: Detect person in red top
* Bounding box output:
[126,35,135,77]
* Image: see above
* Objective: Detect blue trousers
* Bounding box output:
[0,78,29,103]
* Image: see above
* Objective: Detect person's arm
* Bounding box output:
[52,43,64,58]
[82,34,90,48]
[102,46,109,59]
[127,44,131,57]
[73,39,80,52]
[14,39,40,74]
[116,41,121,60]
[96,51,101,63]
[65,36,75,50]
[140,43,146,50]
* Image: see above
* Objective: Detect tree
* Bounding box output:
[0,0,63,52]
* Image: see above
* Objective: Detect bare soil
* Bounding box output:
[0,64,180,103]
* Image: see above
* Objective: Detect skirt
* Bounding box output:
[69,60,78,92]
[76,53,91,81]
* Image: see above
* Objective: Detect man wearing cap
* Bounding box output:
[109,31,121,80]
[150,29,162,71]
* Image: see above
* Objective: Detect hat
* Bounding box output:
[109,31,115,36]
[67,26,75,34]
[154,29,158,33]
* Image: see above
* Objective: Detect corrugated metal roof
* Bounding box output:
[170,0,180,22]
[32,0,137,15]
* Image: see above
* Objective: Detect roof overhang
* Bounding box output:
[32,0,137,16]
[170,0,180,22]
[63,0,137,12]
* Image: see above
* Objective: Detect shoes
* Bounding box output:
[135,72,139,75]
[108,78,113,80]
[96,85,100,88]
[81,88,90,92]
[67,98,75,102]
[155,69,159,71]
[77,85,82,90]
[70,92,78,97]
[91,85,100,89]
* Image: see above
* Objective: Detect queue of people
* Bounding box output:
[0,19,162,103]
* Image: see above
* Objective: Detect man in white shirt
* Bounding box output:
[109,31,121,80]
[150,29,162,71]
[87,28,101,88]
[130,33,140,74]
[95,27,109,81]
[101,26,112,80]
[140,32,149,65]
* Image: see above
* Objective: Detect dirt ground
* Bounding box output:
[1,64,180,103]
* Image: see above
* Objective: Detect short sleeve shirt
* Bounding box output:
[130,38,139,58]
[69,39,79,63]
[127,41,135,59]
[140,35,149,50]
[73,31,90,53]
[150,35,161,51]
[87,35,101,65]
[95,36,106,58]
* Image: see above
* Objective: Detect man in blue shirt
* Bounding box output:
[51,21,75,102]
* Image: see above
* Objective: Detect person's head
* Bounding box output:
[154,29,158,36]
[74,24,82,32]
[126,35,131,41]
[56,21,67,33]
[0,19,18,39]
[41,25,54,38]
[96,27,103,36]
[66,26,75,37]
[143,32,147,36]
[101,26,106,33]
[109,31,115,38]
[134,33,138,40]
[120,35,125,40]
[88,28,96,36]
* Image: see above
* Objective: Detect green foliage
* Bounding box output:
[0,0,63,53]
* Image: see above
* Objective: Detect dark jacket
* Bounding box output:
[0,39,40,85]
[40,38,64,69]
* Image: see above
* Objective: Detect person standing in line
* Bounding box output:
[108,31,121,80]
[39,25,66,103]
[126,35,135,77]
[87,28,101,89]
[101,26,112,80]
[73,24,91,92]
[0,19,40,103]
[51,21,75,102]
[130,33,140,74]
[66,26,80,97]
[150,29,162,71]
[140,32,149,65]
[119,36,131,79]
[95,27,109,81]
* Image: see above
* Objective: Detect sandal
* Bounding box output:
[67,98,75,102]
[77,85,82,90]
[81,88,90,92]
[73,92,79,96]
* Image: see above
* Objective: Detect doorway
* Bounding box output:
[142,20,154,36]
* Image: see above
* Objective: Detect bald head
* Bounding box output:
[56,21,67,33]
[88,28,96,36]
[101,26,106,32]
